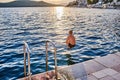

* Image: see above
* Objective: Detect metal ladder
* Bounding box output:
[45,40,58,80]
[23,41,58,80]
[23,41,31,80]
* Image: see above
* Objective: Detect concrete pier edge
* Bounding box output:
[19,52,120,80]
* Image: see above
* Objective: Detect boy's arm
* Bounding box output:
[66,36,69,44]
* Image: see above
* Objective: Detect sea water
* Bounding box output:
[0,7,120,80]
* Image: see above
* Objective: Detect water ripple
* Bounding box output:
[0,7,120,80]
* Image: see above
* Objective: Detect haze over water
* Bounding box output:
[0,7,120,79]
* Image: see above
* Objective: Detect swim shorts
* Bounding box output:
[68,43,75,48]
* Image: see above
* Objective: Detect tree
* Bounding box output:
[109,0,113,3]
[87,0,92,4]
[87,0,99,4]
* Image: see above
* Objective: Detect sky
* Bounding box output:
[0,0,75,4]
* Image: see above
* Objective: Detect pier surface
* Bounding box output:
[19,52,120,80]
[60,52,120,80]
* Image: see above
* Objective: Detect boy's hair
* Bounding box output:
[69,30,73,34]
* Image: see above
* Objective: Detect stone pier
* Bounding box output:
[58,52,120,80]
[19,52,120,80]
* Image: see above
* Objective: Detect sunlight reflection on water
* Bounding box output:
[55,7,64,20]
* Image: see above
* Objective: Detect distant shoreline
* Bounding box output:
[0,5,119,10]
[0,1,62,7]
[65,5,120,10]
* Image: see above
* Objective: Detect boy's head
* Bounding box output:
[69,30,73,34]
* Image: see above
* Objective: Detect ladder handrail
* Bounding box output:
[23,41,31,80]
[23,40,58,80]
[45,40,58,80]
[46,40,56,48]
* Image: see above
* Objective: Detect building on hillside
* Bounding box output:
[76,0,119,8]
[76,0,87,7]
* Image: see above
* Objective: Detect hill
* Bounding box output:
[0,1,61,7]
